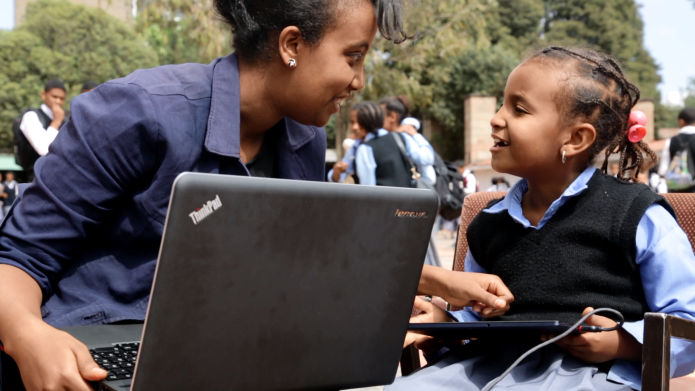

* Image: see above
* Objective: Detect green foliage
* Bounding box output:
[0,0,158,151]
[361,0,664,160]
[686,78,695,109]
[135,0,231,65]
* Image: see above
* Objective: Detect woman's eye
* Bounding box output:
[349,53,364,62]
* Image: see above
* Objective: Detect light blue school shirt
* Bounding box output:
[451,166,695,390]
[329,119,436,183]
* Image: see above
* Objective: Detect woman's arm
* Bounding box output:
[0,82,159,389]
[418,264,513,316]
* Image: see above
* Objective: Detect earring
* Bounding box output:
[288,58,297,68]
[562,150,566,164]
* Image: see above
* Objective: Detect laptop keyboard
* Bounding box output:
[90,342,140,381]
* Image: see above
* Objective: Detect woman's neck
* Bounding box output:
[521,169,585,226]
[238,58,284,163]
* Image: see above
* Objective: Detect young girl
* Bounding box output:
[389,46,695,390]
[331,101,416,187]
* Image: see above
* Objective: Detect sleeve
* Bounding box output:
[402,133,434,167]
[658,138,671,176]
[355,144,377,186]
[401,117,421,131]
[609,204,695,386]
[19,111,60,156]
[0,82,160,298]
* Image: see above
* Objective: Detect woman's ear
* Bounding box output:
[564,123,597,158]
[278,26,304,67]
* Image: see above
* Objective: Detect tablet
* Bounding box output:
[408,321,577,340]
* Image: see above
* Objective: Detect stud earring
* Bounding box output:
[288,58,297,68]
[562,150,566,164]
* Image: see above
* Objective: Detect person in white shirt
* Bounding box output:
[17,79,66,177]
[658,107,695,186]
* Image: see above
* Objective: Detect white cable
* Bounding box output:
[481,308,625,391]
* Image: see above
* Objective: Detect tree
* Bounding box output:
[356,0,664,160]
[135,0,232,65]
[0,0,158,150]
[686,78,695,109]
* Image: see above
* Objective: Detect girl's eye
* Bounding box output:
[514,106,528,114]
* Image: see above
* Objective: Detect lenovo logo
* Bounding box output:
[395,209,428,219]
[189,195,222,225]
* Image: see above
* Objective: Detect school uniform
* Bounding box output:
[387,167,695,390]
[0,53,326,328]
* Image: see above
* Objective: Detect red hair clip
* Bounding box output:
[627,111,647,143]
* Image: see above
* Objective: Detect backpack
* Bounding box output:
[665,134,695,192]
[433,154,465,220]
[12,108,49,171]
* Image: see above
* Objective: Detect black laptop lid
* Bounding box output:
[133,174,438,390]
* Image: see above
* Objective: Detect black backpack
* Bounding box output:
[12,108,50,171]
[433,154,465,220]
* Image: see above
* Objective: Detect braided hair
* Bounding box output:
[352,101,385,135]
[527,46,657,182]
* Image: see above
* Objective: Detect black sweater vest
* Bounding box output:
[359,132,413,188]
[467,171,675,324]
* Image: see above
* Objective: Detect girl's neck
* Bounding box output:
[521,169,586,226]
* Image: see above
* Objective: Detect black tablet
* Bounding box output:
[408,321,577,340]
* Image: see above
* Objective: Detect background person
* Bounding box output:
[380,96,436,184]
[658,107,695,192]
[16,79,67,180]
[81,81,99,93]
[3,172,18,215]
[0,1,412,389]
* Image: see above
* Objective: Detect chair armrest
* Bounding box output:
[642,313,695,391]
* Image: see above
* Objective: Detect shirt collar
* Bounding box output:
[484,166,597,229]
[679,125,695,135]
[40,104,54,120]
[204,53,317,158]
[363,128,389,142]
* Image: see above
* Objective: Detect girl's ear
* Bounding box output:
[278,26,305,67]
[563,122,597,159]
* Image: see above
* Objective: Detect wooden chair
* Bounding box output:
[401,192,695,391]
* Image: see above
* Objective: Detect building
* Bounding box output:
[14,0,133,26]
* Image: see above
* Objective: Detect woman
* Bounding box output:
[0,1,514,389]
[0,1,410,389]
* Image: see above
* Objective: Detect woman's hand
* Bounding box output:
[4,319,107,391]
[418,266,514,318]
[396,124,418,136]
[541,307,642,363]
[403,297,452,355]
[331,161,348,182]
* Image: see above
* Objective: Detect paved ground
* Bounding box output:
[344,234,457,391]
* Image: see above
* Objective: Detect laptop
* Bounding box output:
[61,173,438,391]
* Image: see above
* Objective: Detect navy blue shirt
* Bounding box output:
[0,53,327,327]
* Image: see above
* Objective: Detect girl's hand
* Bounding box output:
[331,162,348,182]
[402,297,452,355]
[541,307,642,363]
